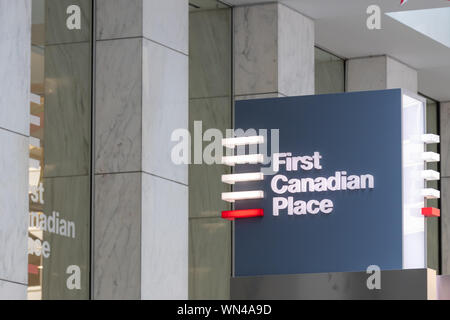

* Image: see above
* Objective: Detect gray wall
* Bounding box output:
[234,2,315,100]
[0,0,30,299]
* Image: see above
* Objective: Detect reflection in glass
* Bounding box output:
[29,0,91,300]
[424,96,441,272]
[188,0,232,299]
[315,47,345,94]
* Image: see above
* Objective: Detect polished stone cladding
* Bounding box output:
[94,0,188,300]
[0,0,30,299]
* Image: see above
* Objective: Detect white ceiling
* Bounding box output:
[224,0,450,101]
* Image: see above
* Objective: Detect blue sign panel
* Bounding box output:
[234,89,403,276]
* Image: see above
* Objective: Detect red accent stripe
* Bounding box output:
[28,264,39,275]
[422,207,440,217]
[222,209,264,221]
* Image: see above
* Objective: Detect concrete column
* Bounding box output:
[0,0,30,299]
[440,102,450,275]
[234,3,315,100]
[94,0,188,299]
[346,55,418,93]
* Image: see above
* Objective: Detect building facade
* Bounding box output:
[0,0,449,299]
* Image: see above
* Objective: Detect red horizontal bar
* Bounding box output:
[422,207,440,218]
[222,209,264,221]
[28,264,39,275]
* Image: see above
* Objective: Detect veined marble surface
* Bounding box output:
[142,39,188,185]
[0,129,28,284]
[278,3,314,96]
[234,3,314,97]
[96,0,143,40]
[95,38,142,174]
[142,0,188,55]
[141,173,188,300]
[234,3,278,96]
[44,42,91,178]
[94,172,141,300]
[97,0,188,55]
[0,280,26,300]
[0,0,30,136]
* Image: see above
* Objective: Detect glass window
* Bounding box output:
[423,95,441,272]
[315,47,345,94]
[188,0,232,300]
[29,0,92,300]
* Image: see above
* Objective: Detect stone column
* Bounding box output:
[440,102,450,275]
[234,3,315,100]
[94,0,188,299]
[346,55,418,93]
[0,0,30,299]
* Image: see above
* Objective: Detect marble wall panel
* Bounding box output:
[0,0,31,136]
[95,38,142,174]
[142,39,188,185]
[142,0,188,54]
[0,280,27,300]
[97,0,188,54]
[141,173,188,299]
[44,42,91,178]
[278,4,314,96]
[96,0,143,40]
[94,173,141,299]
[0,129,28,284]
[233,3,278,96]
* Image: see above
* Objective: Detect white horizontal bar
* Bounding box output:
[30,93,41,105]
[422,188,440,199]
[30,115,40,126]
[422,134,440,144]
[222,136,264,148]
[222,154,264,166]
[422,152,440,163]
[422,170,440,181]
[221,190,264,203]
[222,172,264,185]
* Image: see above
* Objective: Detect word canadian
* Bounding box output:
[270,152,375,216]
